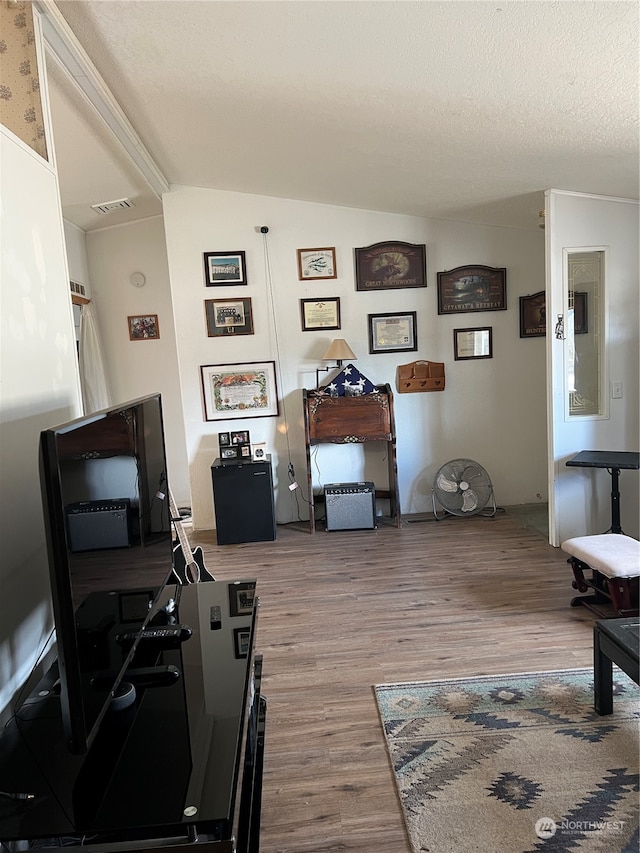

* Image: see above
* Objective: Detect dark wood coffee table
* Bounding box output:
[593,617,639,715]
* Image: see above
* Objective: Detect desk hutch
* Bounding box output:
[302,384,401,533]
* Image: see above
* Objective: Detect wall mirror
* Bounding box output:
[565,250,605,418]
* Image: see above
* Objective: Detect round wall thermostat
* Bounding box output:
[130,272,146,288]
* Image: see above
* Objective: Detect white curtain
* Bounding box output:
[78,300,112,413]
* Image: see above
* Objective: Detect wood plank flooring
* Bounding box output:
[189,513,597,853]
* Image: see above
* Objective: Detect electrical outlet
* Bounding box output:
[611,381,623,399]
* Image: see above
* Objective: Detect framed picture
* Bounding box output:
[368,311,417,354]
[205,298,254,337]
[128,314,160,340]
[233,627,251,659]
[517,291,586,337]
[231,430,250,445]
[220,446,240,460]
[251,442,267,461]
[437,265,507,314]
[218,431,231,447]
[519,291,546,338]
[453,327,493,361]
[229,581,255,617]
[203,251,247,286]
[573,291,588,334]
[240,444,252,458]
[300,297,341,331]
[355,241,426,291]
[297,247,337,280]
[200,360,279,421]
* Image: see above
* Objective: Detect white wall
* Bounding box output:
[63,218,91,291]
[85,216,190,507]
[547,191,639,542]
[0,127,81,718]
[162,186,546,530]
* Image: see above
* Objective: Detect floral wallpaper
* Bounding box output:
[0,1,48,160]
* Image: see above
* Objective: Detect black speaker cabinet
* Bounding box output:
[324,482,376,531]
[211,457,276,545]
[65,499,131,551]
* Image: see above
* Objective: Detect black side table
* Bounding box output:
[566,450,640,534]
[593,618,639,715]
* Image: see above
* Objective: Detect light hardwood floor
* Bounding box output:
[192,512,597,853]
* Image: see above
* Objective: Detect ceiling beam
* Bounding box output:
[34,0,170,199]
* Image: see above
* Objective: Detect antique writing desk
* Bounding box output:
[302,384,401,533]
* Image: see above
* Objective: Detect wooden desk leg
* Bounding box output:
[609,466,622,534]
[593,626,613,715]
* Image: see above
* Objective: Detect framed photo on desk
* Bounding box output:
[234,627,251,659]
[229,582,256,617]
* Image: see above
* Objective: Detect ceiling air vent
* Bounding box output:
[90,197,134,215]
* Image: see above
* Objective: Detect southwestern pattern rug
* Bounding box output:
[374,669,639,853]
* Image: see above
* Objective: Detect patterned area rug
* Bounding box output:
[374,669,639,852]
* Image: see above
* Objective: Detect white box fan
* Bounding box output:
[432,458,497,519]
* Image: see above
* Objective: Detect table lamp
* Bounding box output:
[315,338,357,388]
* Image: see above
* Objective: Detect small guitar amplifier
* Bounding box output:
[324,482,376,531]
[65,499,131,552]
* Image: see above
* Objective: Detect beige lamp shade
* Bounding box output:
[315,339,357,388]
[321,339,356,364]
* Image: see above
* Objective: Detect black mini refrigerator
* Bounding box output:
[211,456,276,544]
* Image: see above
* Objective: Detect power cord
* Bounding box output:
[0,790,34,801]
[285,460,311,522]
[287,461,310,508]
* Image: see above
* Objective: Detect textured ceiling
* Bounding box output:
[51,0,639,232]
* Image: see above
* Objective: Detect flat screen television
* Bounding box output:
[39,393,175,753]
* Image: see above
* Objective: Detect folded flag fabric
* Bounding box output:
[319,364,376,396]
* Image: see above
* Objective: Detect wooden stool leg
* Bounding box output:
[570,557,589,593]
[606,577,639,618]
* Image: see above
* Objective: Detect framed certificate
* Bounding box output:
[368,312,417,354]
[200,361,279,421]
[297,248,337,280]
[300,297,341,331]
[453,327,493,360]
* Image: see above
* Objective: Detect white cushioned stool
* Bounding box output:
[561,534,640,618]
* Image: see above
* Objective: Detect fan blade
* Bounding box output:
[464,466,487,486]
[461,489,479,512]
[437,473,459,493]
